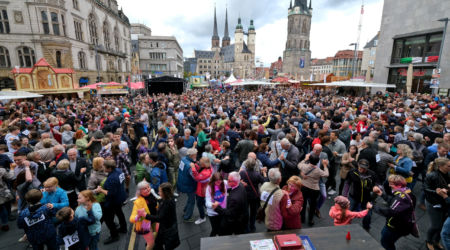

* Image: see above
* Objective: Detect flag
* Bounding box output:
[361,5,364,14]
[412,57,422,63]
[400,57,412,64]
[299,58,305,68]
[426,56,439,63]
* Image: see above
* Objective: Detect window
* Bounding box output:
[118,59,122,72]
[51,12,60,35]
[114,27,119,52]
[88,14,98,45]
[17,46,35,67]
[95,54,101,70]
[103,21,110,49]
[425,33,442,57]
[371,50,376,56]
[74,20,83,41]
[78,51,86,69]
[72,0,79,10]
[56,51,62,68]
[61,14,66,36]
[374,40,378,46]
[0,8,9,34]
[0,46,10,67]
[41,11,49,34]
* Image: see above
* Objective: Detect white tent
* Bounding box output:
[0,90,43,101]
[308,81,396,88]
[230,80,278,86]
[224,73,238,84]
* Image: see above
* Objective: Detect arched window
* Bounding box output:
[114,26,120,52]
[78,51,86,69]
[117,59,122,72]
[103,21,110,49]
[56,51,62,68]
[88,14,98,45]
[17,46,35,67]
[41,11,49,34]
[0,46,11,67]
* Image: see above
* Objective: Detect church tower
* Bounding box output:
[247,20,256,56]
[211,6,220,50]
[282,0,312,80]
[222,7,230,47]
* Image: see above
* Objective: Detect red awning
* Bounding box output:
[129,82,145,89]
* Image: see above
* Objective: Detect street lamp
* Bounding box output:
[349,43,358,78]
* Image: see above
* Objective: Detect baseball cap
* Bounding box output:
[358,159,370,169]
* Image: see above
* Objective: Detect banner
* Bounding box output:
[299,58,305,68]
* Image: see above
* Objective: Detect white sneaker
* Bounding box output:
[194,217,206,225]
[174,192,179,197]
[328,189,337,195]
[18,234,27,242]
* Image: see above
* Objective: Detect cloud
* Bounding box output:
[118,0,383,66]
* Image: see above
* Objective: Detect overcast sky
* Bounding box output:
[118,0,384,66]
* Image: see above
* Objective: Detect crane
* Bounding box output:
[352,0,364,78]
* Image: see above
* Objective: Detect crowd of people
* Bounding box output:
[0,87,449,250]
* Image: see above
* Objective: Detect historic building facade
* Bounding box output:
[282,0,312,80]
[332,50,363,77]
[0,0,132,91]
[311,57,333,81]
[194,7,255,79]
[361,32,379,79]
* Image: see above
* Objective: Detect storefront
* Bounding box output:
[387,66,434,93]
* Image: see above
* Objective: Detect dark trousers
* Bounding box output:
[247,199,260,232]
[209,215,223,236]
[32,239,58,250]
[301,186,319,223]
[325,164,337,191]
[196,195,205,219]
[338,178,345,195]
[426,201,445,243]
[349,197,372,230]
[103,204,127,237]
[381,226,403,250]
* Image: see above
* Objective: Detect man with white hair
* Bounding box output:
[279,138,300,186]
[214,171,248,235]
[240,152,264,173]
[34,132,59,151]
[259,168,284,231]
[67,148,88,191]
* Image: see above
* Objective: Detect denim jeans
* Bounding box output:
[0,202,9,225]
[89,233,100,250]
[196,195,205,219]
[381,226,402,250]
[317,179,327,209]
[183,192,196,220]
[441,217,450,250]
[349,197,372,230]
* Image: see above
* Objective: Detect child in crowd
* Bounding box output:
[329,195,372,226]
[40,177,69,211]
[56,205,95,250]
[17,189,58,250]
[74,190,103,250]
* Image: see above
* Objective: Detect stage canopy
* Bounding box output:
[230,80,278,86]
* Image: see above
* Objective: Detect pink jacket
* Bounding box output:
[329,204,369,226]
[191,164,212,197]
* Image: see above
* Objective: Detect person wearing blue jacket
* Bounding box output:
[75,190,103,250]
[148,152,168,190]
[390,144,414,189]
[177,148,198,223]
[41,177,69,211]
[95,159,127,244]
[256,143,281,169]
[56,206,95,250]
[18,189,58,250]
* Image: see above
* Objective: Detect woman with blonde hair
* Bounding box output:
[389,144,414,188]
[424,158,449,250]
[280,175,304,229]
[137,137,151,155]
[75,190,103,250]
[129,181,160,250]
[87,157,108,202]
[40,177,69,211]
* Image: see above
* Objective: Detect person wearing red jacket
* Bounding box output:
[190,157,213,225]
[280,176,304,229]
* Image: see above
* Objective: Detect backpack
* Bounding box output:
[411,143,425,165]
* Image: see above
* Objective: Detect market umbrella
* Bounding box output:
[406,63,413,93]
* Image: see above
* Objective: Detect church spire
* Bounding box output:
[309,0,312,9]
[222,6,230,47]
[212,5,220,48]
[289,0,292,9]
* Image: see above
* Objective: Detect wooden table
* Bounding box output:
[200,224,383,250]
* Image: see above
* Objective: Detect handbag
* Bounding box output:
[256,187,279,223]
[404,192,419,238]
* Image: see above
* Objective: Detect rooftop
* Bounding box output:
[334,50,363,59]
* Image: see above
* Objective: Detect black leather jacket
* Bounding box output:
[424,170,449,208]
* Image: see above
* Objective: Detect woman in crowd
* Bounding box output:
[137,137,151,155]
[87,157,108,206]
[390,144,414,189]
[0,163,14,231]
[98,138,112,159]
[299,154,329,226]
[191,157,213,225]
[196,122,209,156]
[130,181,160,250]
[111,141,131,193]
[61,124,75,146]
[280,175,304,229]
[135,153,151,184]
[165,136,181,189]
[257,143,281,170]
[144,183,180,250]
[339,145,358,195]
[205,172,227,236]
[75,130,93,158]
[424,158,449,250]
[51,160,78,209]
[329,195,372,226]
[75,190,103,250]
[240,157,267,233]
